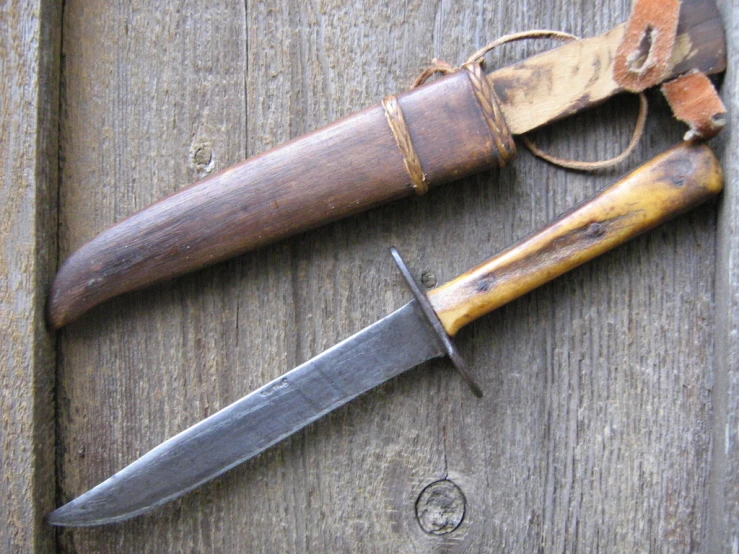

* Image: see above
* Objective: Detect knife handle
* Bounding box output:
[427,142,723,336]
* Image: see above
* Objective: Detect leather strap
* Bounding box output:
[615,0,726,143]
[662,71,727,141]
[614,0,680,92]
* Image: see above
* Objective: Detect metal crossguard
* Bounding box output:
[390,247,483,398]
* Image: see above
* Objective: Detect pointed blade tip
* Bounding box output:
[47,496,150,527]
[47,504,116,527]
[47,504,97,527]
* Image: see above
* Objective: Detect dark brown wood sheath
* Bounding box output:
[48,0,726,328]
[50,70,507,327]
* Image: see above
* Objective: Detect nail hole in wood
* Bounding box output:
[190,141,214,176]
[421,271,437,289]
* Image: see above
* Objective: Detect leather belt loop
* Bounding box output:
[614,0,681,92]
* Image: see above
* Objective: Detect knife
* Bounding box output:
[47,0,726,328]
[48,142,723,526]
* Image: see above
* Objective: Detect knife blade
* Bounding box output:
[48,142,723,526]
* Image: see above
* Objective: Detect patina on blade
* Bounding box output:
[48,301,444,526]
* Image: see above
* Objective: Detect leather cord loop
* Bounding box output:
[522,92,648,171]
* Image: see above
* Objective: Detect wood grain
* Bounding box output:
[0,1,59,553]
[706,1,739,551]
[51,1,734,553]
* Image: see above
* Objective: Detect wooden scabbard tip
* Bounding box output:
[46,304,61,330]
[47,276,75,329]
[47,254,97,329]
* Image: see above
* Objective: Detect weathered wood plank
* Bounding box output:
[707,1,739,551]
[54,0,731,552]
[0,1,59,553]
[55,1,249,552]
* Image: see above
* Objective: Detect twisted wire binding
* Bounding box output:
[381,94,429,195]
[462,61,516,167]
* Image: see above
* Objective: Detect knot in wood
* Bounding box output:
[415,479,466,535]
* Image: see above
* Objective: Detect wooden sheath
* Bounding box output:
[48,0,726,328]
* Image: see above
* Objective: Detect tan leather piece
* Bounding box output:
[614,0,680,92]
[662,70,727,140]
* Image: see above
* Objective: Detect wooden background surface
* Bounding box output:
[2,0,737,552]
